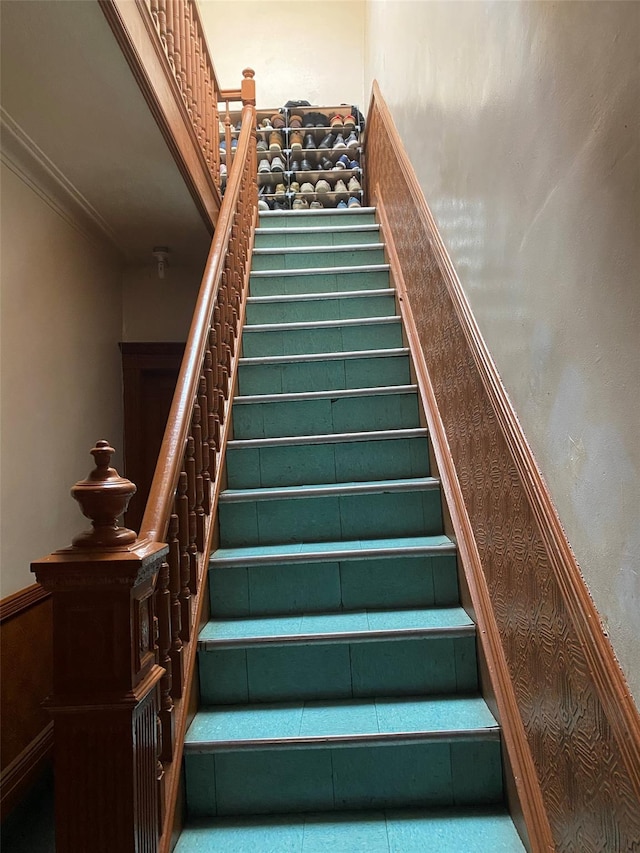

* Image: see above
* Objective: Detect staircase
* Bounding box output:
[177,208,525,851]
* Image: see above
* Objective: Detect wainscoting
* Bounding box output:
[0,584,53,819]
[365,81,640,852]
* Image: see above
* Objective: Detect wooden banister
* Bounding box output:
[32,46,258,849]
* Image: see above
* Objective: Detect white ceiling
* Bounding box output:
[0,0,211,267]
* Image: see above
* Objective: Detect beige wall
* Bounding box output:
[0,164,124,597]
[122,265,202,342]
[200,0,366,111]
[365,0,640,702]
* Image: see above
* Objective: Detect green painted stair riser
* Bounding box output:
[252,247,386,272]
[241,319,402,358]
[255,228,380,248]
[245,292,396,324]
[209,552,460,617]
[218,487,443,547]
[249,268,390,296]
[257,212,376,229]
[232,391,420,440]
[184,738,503,817]
[226,434,430,489]
[237,352,411,395]
[198,634,478,704]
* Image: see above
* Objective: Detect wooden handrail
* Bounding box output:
[32,37,258,849]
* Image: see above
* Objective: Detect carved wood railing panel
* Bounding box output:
[33,97,257,851]
[365,81,640,853]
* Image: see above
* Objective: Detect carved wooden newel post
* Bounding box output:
[32,441,168,853]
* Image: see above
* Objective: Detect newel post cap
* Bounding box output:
[70,440,137,549]
[241,67,256,106]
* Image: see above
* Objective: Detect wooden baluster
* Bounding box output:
[167,513,184,697]
[191,404,206,553]
[185,436,198,596]
[157,0,168,52]
[193,33,204,150]
[155,558,174,762]
[206,330,221,459]
[198,374,212,516]
[176,0,188,103]
[175,471,192,642]
[149,0,160,30]
[214,304,228,402]
[183,3,193,119]
[224,108,233,171]
[164,0,175,71]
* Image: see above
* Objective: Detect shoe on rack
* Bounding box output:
[349,159,360,170]
[258,198,271,211]
[304,133,316,150]
[345,131,359,150]
[260,118,273,129]
[220,162,227,176]
[318,133,335,150]
[289,181,301,194]
[270,155,285,172]
[274,200,288,210]
[269,130,284,152]
[334,178,348,198]
[332,134,347,150]
[337,199,348,209]
[300,158,314,171]
[320,156,334,171]
[271,113,285,129]
[315,179,331,194]
[348,176,362,192]
[310,200,323,209]
[289,114,303,128]
[303,115,316,128]
[293,197,309,210]
[275,183,287,201]
[347,196,362,208]
[343,114,356,129]
[329,113,343,130]
[334,154,351,170]
[290,130,304,150]
[259,183,274,196]
[258,158,272,173]
[256,138,268,153]
[300,181,315,194]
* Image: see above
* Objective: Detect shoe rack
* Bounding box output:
[219,106,365,210]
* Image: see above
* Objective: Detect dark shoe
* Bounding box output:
[318,133,335,150]
[320,156,334,171]
[300,158,314,171]
[289,158,301,172]
[304,133,316,150]
[334,154,350,170]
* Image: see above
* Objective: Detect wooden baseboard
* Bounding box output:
[366,79,640,852]
[1,723,53,820]
[0,583,49,623]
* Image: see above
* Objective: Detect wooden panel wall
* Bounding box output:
[365,83,640,852]
[0,585,53,819]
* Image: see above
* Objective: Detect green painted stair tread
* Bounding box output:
[255,224,380,236]
[253,243,385,256]
[218,477,440,503]
[184,695,498,748]
[254,228,382,248]
[228,426,428,449]
[239,347,408,366]
[210,534,455,566]
[199,606,474,646]
[176,807,526,852]
[250,263,389,278]
[243,315,400,332]
[246,287,393,303]
[241,317,403,358]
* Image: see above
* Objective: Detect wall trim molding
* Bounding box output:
[366,78,640,850]
[0,583,50,624]
[0,107,124,257]
[0,722,53,819]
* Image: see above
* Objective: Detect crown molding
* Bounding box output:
[0,107,126,258]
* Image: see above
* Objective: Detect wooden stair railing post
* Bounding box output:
[31,441,168,853]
